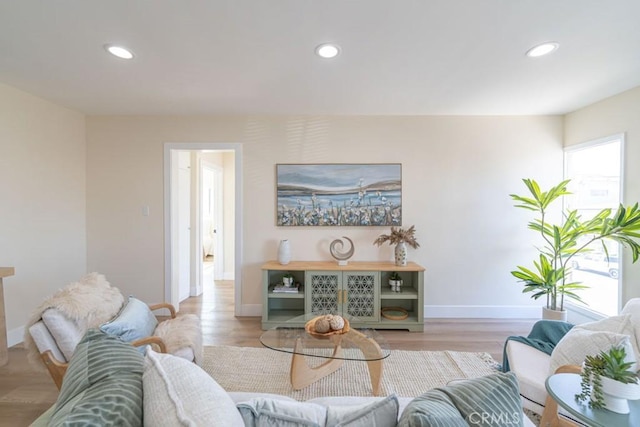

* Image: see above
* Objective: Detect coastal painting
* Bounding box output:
[276,163,402,226]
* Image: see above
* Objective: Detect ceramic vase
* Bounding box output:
[278,239,291,265]
[395,242,407,266]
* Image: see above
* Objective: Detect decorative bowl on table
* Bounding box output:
[305,315,350,337]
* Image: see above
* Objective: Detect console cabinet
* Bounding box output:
[262,261,425,331]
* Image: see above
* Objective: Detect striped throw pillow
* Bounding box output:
[49,328,144,427]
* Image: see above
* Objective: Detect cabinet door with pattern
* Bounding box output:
[305,271,341,315]
[343,271,379,322]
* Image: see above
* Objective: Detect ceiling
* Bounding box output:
[1,1,639,116]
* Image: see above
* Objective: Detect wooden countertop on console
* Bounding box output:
[0,267,14,279]
[262,261,425,271]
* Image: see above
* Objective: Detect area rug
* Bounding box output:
[201,345,500,400]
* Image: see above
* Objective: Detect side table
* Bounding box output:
[543,373,640,427]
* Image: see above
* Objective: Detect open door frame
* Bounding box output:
[163,142,243,315]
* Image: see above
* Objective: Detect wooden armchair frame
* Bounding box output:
[41,302,177,390]
[539,364,582,427]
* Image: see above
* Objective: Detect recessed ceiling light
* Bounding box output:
[526,42,559,58]
[104,44,135,60]
[315,43,340,59]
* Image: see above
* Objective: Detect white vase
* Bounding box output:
[395,242,407,266]
[278,239,291,265]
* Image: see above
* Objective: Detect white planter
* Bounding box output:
[389,279,403,292]
[601,376,640,414]
[542,307,567,321]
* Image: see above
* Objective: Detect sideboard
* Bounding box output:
[261,261,425,331]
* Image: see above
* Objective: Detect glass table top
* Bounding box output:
[259,313,391,362]
[546,373,640,427]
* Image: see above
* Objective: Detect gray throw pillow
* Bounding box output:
[399,372,523,427]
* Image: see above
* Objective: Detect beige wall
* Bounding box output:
[86,115,563,317]
[0,83,86,344]
[565,86,640,304]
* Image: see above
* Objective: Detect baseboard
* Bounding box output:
[424,305,540,319]
[238,304,261,317]
[8,326,24,347]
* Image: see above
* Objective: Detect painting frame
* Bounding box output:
[276,163,402,227]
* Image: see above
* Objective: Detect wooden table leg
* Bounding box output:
[290,336,345,390]
[346,329,385,396]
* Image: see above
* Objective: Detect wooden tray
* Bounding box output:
[381,307,409,320]
[305,316,350,337]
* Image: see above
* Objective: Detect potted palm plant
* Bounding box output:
[575,345,640,413]
[511,179,640,320]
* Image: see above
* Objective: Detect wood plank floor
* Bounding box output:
[0,279,535,426]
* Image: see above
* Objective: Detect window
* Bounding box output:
[564,134,623,316]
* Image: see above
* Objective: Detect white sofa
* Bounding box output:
[32,328,536,426]
[505,298,640,419]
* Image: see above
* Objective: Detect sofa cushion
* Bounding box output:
[237,398,327,427]
[41,308,84,361]
[28,320,66,363]
[100,296,158,345]
[48,328,144,426]
[325,394,399,426]
[398,372,524,427]
[237,395,399,427]
[143,348,244,427]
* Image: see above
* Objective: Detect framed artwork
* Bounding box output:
[276,163,402,226]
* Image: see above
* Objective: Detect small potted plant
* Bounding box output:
[389,272,403,292]
[575,345,640,413]
[282,273,294,287]
[373,225,420,266]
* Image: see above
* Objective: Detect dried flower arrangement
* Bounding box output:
[373,225,420,249]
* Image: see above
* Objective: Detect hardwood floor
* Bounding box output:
[0,279,535,426]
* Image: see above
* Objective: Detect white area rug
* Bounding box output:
[201,345,500,400]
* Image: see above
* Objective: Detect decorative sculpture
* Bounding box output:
[330,236,354,266]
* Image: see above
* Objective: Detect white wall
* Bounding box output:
[565,86,640,304]
[86,115,563,317]
[0,83,86,345]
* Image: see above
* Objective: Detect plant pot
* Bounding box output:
[282,277,294,287]
[542,307,567,321]
[389,279,403,292]
[600,376,640,414]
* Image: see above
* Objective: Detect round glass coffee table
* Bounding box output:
[545,373,640,427]
[259,314,391,396]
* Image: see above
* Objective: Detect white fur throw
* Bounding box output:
[24,272,125,367]
[154,313,203,365]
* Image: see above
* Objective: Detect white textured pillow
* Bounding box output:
[577,314,640,360]
[143,349,243,427]
[41,308,84,361]
[549,329,635,375]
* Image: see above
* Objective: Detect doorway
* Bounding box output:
[163,143,243,316]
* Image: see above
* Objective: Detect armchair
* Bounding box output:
[505,298,640,420]
[25,273,202,389]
